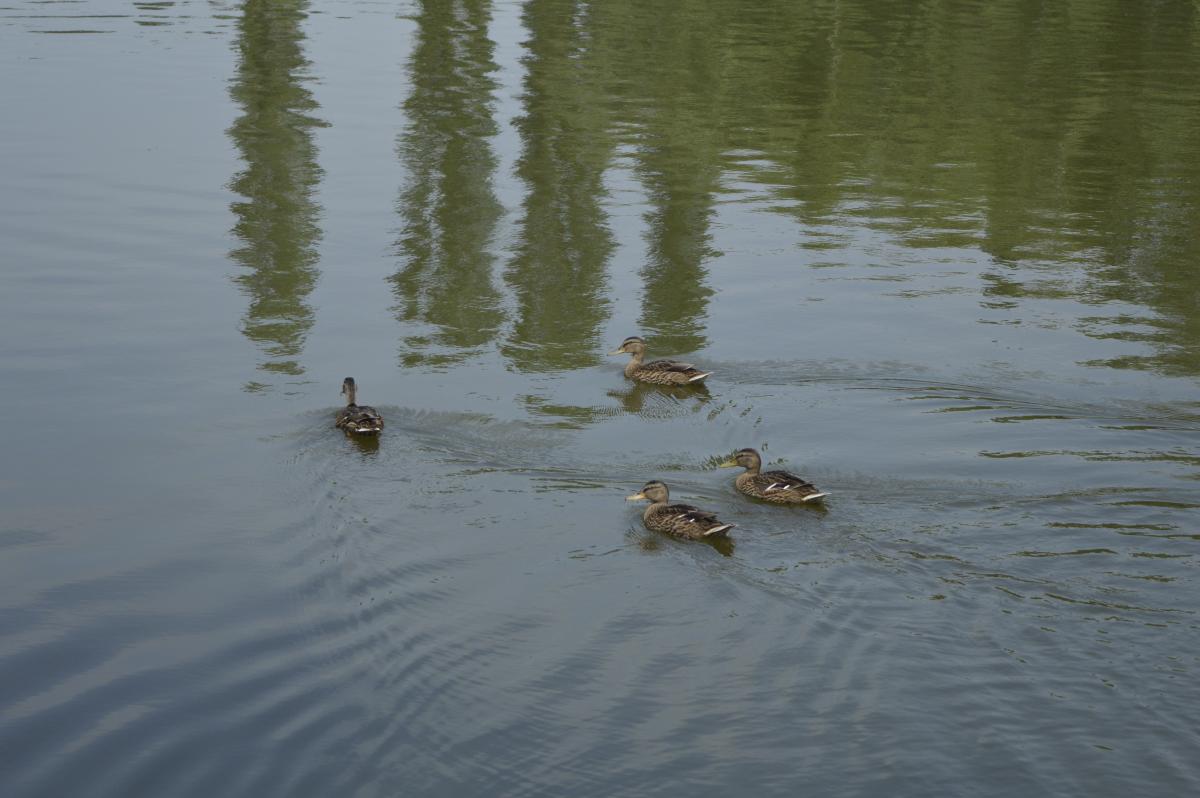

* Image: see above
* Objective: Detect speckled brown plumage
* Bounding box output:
[608,336,711,386]
[719,448,826,504]
[335,377,384,435]
[626,481,734,540]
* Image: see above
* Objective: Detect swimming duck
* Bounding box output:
[718,448,827,504]
[608,336,712,385]
[335,377,384,435]
[626,480,734,540]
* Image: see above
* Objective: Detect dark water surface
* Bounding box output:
[2,1,1199,795]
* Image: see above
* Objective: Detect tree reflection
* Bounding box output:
[502,0,615,372]
[614,0,1200,376]
[227,0,323,385]
[391,0,504,368]
[634,148,717,357]
[219,0,1200,384]
[618,4,724,356]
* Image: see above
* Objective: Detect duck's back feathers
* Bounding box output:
[336,404,384,434]
[737,470,826,503]
[645,502,735,539]
[631,359,712,385]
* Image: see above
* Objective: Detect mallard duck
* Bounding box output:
[718,448,826,503]
[335,377,384,435]
[608,336,712,385]
[626,480,734,540]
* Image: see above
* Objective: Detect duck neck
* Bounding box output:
[643,500,666,520]
[624,350,644,376]
[744,461,761,475]
[345,386,357,406]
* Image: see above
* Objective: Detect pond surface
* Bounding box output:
[2,1,1199,795]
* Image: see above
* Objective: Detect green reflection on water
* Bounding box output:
[227,0,324,383]
[225,0,1200,380]
[502,0,615,373]
[580,0,1199,375]
[392,0,505,369]
[618,3,723,356]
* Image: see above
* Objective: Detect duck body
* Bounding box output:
[609,336,711,386]
[336,377,384,435]
[337,404,384,435]
[720,448,826,504]
[625,358,711,386]
[734,470,825,503]
[627,481,734,540]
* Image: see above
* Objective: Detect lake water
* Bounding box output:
[2,1,1199,795]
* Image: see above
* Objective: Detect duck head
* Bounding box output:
[718,448,762,472]
[626,480,669,503]
[608,336,647,358]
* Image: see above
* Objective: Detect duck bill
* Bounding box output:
[607,348,625,356]
[717,459,738,468]
[625,492,646,501]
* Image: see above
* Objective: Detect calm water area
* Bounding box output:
[2,1,1199,795]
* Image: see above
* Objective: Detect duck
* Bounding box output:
[608,336,712,385]
[718,448,827,504]
[335,377,384,435]
[625,480,734,540]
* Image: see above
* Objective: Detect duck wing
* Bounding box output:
[355,404,383,423]
[664,502,718,522]
[643,358,694,372]
[640,359,712,383]
[662,503,734,537]
[337,404,384,431]
[759,470,825,499]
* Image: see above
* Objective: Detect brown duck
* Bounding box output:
[608,336,712,385]
[718,448,826,504]
[626,480,734,540]
[335,377,384,435]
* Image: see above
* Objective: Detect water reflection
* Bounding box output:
[391,0,504,368]
[632,154,717,355]
[227,0,324,385]
[781,0,1200,375]
[502,0,615,372]
[607,380,711,417]
[573,0,1200,378]
[382,0,1199,379]
[962,1,1200,375]
[134,1,176,28]
[344,432,380,458]
[627,69,719,354]
[628,525,734,558]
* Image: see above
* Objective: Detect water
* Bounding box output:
[2,1,1199,795]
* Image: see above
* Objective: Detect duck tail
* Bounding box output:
[803,492,829,502]
[688,371,712,383]
[703,523,734,537]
